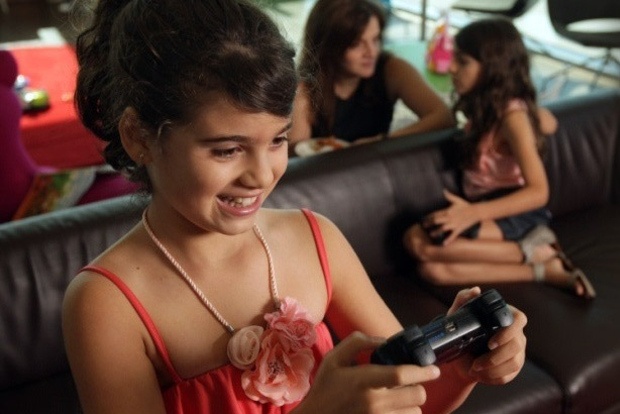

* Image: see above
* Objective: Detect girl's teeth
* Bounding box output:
[223,196,256,207]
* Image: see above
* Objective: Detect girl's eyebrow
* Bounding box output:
[280,121,293,134]
[204,122,293,143]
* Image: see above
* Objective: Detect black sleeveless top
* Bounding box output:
[312,53,395,143]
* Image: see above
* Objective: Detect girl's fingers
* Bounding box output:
[447,287,481,314]
[443,190,463,204]
[360,364,441,389]
[469,307,527,383]
[327,331,385,367]
[367,383,428,413]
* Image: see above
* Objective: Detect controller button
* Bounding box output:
[445,321,457,333]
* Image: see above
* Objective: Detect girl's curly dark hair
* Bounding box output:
[73,0,297,191]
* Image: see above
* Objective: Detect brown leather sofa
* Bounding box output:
[1,89,618,413]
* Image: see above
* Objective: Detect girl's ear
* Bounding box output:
[119,107,151,165]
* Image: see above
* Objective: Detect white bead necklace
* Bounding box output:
[141,209,281,334]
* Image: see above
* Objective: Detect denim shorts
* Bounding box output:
[461,187,552,241]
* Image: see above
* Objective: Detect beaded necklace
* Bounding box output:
[141,209,281,334]
[141,209,317,405]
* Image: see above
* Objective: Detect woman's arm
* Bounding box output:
[289,83,314,147]
[384,56,455,138]
[62,273,167,414]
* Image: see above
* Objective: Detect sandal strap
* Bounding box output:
[518,225,557,264]
[533,263,545,282]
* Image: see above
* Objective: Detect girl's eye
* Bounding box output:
[273,136,289,147]
[212,146,240,158]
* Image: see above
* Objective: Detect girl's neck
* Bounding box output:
[143,202,257,266]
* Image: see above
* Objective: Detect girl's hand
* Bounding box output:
[446,287,482,314]
[294,332,441,414]
[446,288,528,387]
[425,190,480,245]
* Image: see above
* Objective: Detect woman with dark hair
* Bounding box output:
[403,18,595,299]
[289,0,454,148]
[62,2,528,413]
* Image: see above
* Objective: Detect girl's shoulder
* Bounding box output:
[261,208,331,233]
[260,208,341,247]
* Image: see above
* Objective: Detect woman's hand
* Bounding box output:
[352,134,384,146]
[294,332,441,414]
[424,190,481,245]
[446,288,528,387]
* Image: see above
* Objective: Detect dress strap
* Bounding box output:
[80,265,183,384]
[300,209,333,304]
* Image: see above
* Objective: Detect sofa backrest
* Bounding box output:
[0,89,617,410]
[0,195,146,392]
[265,129,460,278]
[544,90,620,216]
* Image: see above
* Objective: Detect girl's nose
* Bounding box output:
[241,152,275,188]
[448,59,458,75]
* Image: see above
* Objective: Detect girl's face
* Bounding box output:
[146,97,290,235]
[449,49,482,95]
[341,15,382,79]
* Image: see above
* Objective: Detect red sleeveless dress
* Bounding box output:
[82,209,334,413]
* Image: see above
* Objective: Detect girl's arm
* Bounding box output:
[384,56,455,138]
[472,109,550,222]
[538,107,558,136]
[301,214,483,414]
[62,273,167,414]
[429,108,550,244]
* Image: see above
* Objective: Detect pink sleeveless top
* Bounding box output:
[463,99,527,199]
[82,209,334,413]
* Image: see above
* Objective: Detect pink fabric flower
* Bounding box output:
[232,296,317,406]
[227,325,264,370]
[241,329,315,406]
[265,297,316,349]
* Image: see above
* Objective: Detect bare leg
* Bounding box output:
[404,223,523,264]
[418,260,534,285]
[418,257,589,298]
[404,224,591,297]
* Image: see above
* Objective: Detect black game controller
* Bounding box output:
[371,289,513,366]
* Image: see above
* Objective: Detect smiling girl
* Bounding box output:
[62,2,527,413]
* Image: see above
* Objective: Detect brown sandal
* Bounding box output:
[518,225,557,264]
[552,242,596,299]
[533,243,596,300]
